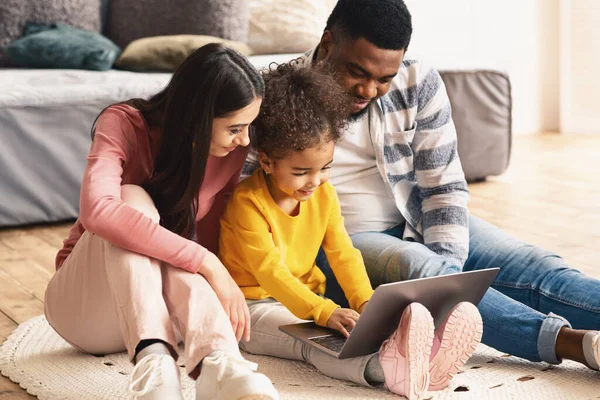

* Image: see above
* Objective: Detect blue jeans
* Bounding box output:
[316,215,600,364]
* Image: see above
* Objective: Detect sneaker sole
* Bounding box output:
[429,302,483,391]
[382,303,434,400]
[133,384,184,400]
[404,304,434,400]
[227,373,279,400]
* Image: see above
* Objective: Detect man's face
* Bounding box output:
[318,33,404,119]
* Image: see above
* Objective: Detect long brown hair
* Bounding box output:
[94,43,264,238]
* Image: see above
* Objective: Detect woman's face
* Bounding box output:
[210,97,262,157]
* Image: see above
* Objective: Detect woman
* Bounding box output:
[44,43,278,400]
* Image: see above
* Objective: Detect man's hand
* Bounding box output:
[327,308,360,338]
[200,252,251,342]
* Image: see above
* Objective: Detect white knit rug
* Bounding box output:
[1,316,599,399]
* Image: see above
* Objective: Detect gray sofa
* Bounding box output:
[0,1,512,228]
[441,70,512,182]
[0,66,512,227]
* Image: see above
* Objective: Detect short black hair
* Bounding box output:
[325,0,412,50]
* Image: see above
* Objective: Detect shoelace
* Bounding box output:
[210,352,258,382]
[128,354,165,396]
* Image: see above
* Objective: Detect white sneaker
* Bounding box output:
[128,353,184,400]
[195,351,279,400]
[583,331,600,370]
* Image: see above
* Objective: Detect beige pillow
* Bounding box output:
[248,0,334,54]
[115,35,254,72]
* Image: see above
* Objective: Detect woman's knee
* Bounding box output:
[120,185,160,223]
[45,277,125,355]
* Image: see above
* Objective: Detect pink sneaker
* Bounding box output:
[428,302,483,391]
[379,302,434,400]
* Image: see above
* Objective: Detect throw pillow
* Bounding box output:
[115,35,253,72]
[247,0,333,54]
[0,0,101,58]
[6,23,121,71]
[107,0,250,50]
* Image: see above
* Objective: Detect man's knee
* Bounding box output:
[120,185,160,223]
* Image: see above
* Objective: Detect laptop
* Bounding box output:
[279,268,499,359]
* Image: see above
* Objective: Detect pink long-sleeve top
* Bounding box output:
[55,104,247,273]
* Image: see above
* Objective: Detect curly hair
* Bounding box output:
[252,60,353,158]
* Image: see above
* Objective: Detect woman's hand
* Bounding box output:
[327,308,360,338]
[200,252,251,342]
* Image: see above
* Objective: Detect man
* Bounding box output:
[245,0,600,370]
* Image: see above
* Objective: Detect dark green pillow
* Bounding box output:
[6,23,121,71]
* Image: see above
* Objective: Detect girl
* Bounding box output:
[45,44,279,400]
[219,62,482,400]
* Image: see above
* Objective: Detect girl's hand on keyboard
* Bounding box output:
[327,308,360,338]
[358,301,368,314]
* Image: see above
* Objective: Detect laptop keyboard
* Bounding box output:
[309,335,347,353]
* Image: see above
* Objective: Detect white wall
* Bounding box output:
[560,0,600,134]
[325,0,600,135]
[539,0,560,133]
[404,0,559,135]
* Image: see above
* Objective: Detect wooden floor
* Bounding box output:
[1,133,599,398]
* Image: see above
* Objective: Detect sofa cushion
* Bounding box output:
[115,35,252,72]
[248,0,331,54]
[107,0,249,49]
[6,23,120,71]
[0,0,101,62]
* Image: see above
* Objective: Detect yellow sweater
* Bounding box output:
[219,169,374,327]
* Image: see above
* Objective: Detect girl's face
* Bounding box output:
[260,140,335,203]
[210,97,262,157]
